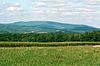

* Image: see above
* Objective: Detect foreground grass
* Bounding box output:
[0,46,100,66]
[0,42,100,47]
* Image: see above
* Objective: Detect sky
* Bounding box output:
[0,0,100,28]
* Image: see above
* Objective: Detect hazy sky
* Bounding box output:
[0,0,100,28]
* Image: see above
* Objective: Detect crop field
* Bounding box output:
[0,42,100,66]
[0,42,100,47]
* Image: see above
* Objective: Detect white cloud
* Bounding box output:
[0,3,23,12]
[7,6,22,11]
[6,3,23,11]
[0,0,100,27]
[0,3,25,17]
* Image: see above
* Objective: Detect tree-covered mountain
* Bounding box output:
[0,21,99,33]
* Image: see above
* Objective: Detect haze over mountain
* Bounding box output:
[0,21,99,33]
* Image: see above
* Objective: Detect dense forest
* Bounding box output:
[0,31,100,42]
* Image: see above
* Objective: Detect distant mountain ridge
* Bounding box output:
[0,21,99,33]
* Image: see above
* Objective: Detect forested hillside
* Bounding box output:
[0,31,100,42]
[0,21,99,33]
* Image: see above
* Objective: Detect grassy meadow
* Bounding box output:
[0,46,100,66]
[0,42,100,66]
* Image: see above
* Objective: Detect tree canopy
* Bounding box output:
[0,31,100,42]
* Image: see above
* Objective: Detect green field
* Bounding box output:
[0,46,100,66]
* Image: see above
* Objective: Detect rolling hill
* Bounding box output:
[0,21,99,33]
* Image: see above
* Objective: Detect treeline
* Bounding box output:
[0,31,100,42]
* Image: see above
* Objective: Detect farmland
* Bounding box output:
[0,42,100,47]
[0,46,100,66]
[0,42,100,66]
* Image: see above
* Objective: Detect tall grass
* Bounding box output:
[0,47,100,66]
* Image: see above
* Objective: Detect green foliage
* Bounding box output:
[0,31,100,42]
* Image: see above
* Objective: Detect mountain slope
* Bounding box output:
[0,21,99,33]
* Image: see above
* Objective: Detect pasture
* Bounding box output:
[0,42,100,66]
